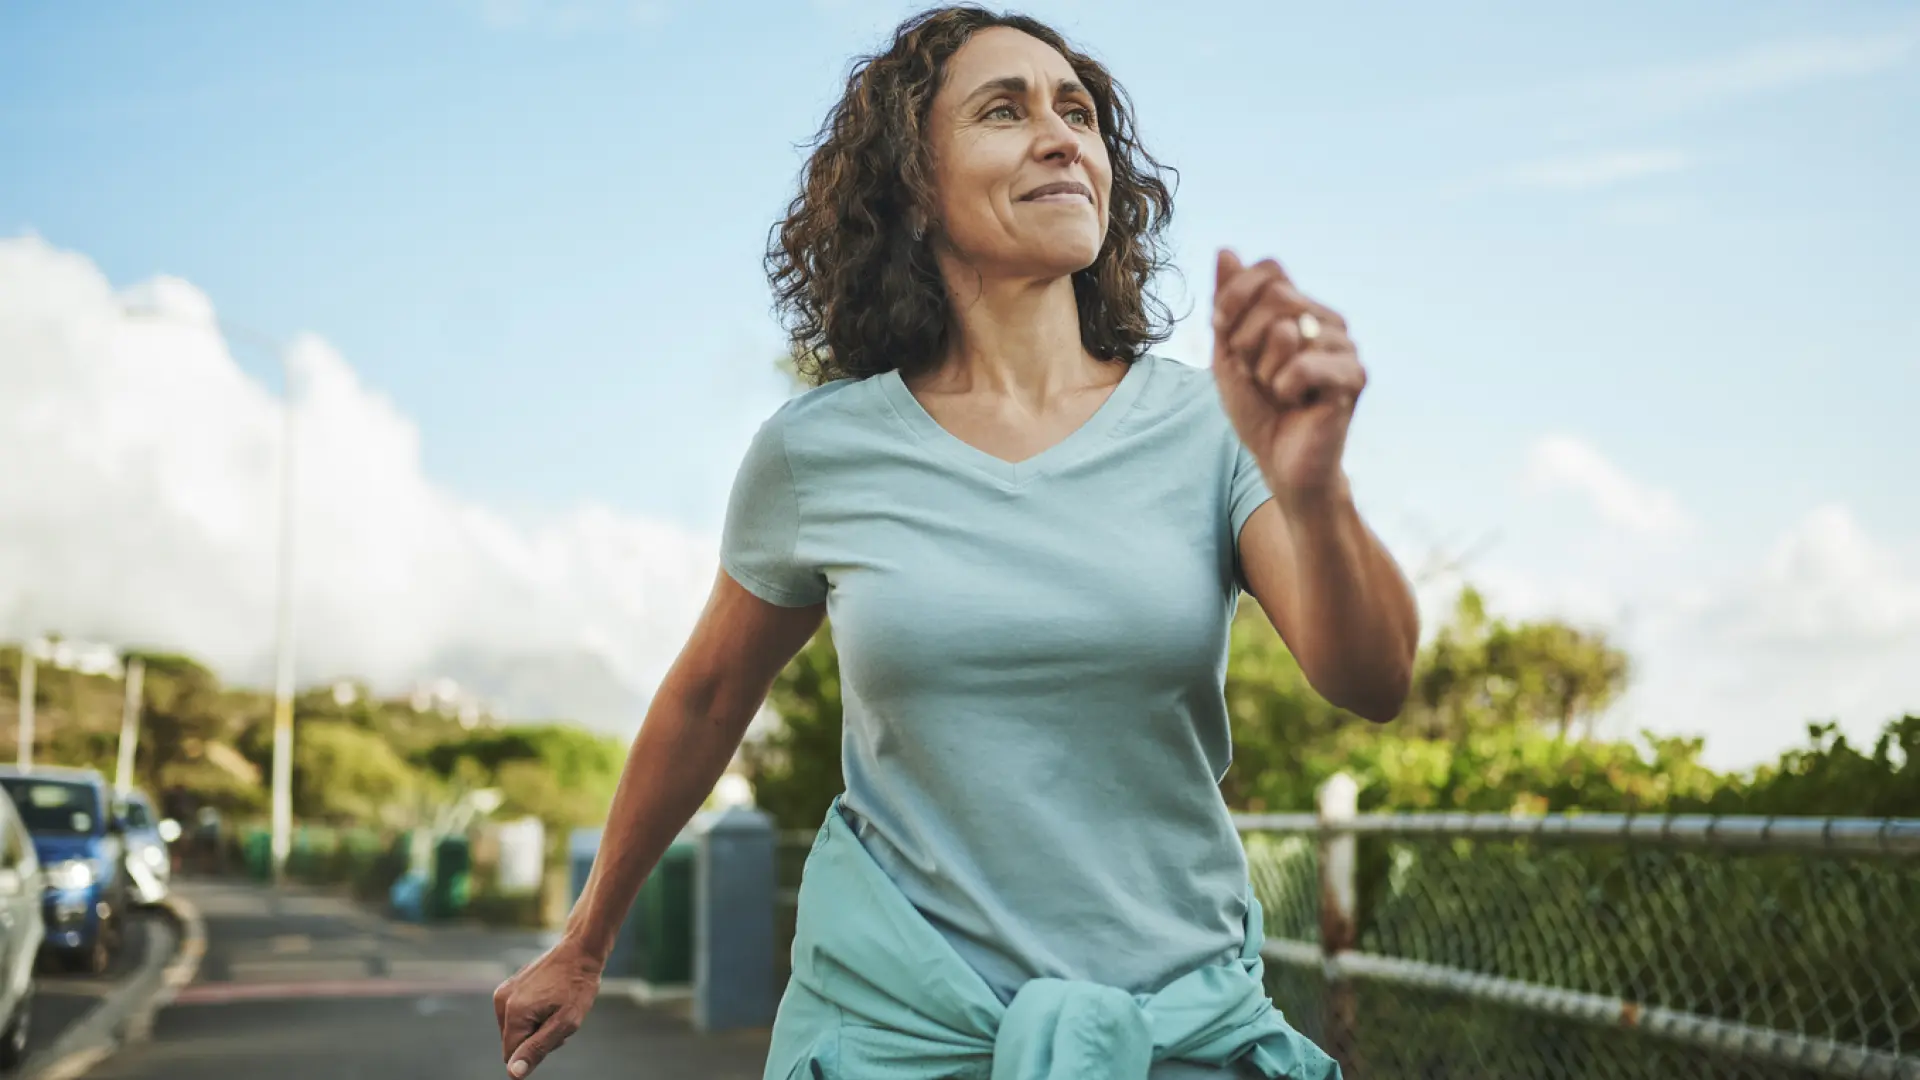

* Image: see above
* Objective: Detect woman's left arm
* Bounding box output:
[1238,489,1420,722]
[1212,248,1420,722]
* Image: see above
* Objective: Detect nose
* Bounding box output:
[1032,109,1083,166]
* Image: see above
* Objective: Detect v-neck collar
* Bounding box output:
[877,357,1151,488]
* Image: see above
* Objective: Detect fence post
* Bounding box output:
[691,805,777,1033]
[1317,772,1360,1074]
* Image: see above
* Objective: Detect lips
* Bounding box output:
[1020,181,1093,203]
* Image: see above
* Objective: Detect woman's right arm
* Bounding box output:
[493,568,825,1077]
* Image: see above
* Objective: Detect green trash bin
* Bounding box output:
[429,834,473,920]
[629,837,694,984]
[243,828,272,881]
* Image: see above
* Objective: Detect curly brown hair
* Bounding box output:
[765,5,1179,388]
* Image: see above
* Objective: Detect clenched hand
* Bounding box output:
[493,936,604,1077]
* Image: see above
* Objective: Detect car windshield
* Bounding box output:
[0,778,102,836]
[121,798,153,829]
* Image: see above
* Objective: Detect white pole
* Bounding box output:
[115,656,146,793]
[269,352,299,886]
[16,647,35,770]
[1317,771,1360,1066]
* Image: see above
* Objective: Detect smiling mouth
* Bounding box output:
[1020,182,1093,204]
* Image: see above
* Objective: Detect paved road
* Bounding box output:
[26,911,161,1062]
[86,878,771,1080]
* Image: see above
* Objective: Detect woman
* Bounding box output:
[493,6,1418,1078]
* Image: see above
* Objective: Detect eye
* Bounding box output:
[984,103,1019,120]
[1064,105,1096,128]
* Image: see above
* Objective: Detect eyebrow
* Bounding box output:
[959,75,1092,108]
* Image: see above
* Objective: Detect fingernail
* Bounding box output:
[509,1061,529,1078]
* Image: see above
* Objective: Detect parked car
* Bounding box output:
[114,790,171,905]
[0,767,130,975]
[0,782,45,1070]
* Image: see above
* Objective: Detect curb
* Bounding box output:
[20,895,205,1080]
[125,893,205,1042]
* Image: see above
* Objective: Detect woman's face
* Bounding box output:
[924,27,1112,280]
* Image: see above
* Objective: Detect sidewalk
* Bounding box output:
[83,877,772,1080]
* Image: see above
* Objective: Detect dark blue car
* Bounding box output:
[0,767,130,975]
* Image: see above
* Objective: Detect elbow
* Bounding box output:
[1350,688,1409,725]
[1322,652,1415,725]
[1348,600,1421,724]
[1339,677,1411,725]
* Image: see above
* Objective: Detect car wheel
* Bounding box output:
[0,985,30,1070]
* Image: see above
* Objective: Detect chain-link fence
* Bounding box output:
[1240,785,1920,1080]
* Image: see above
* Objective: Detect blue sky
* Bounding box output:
[3,0,1917,765]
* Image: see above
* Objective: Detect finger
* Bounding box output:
[501,1000,552,1065]
[1253,311,1304,390]
[1249,291,1358,381]
[1212,258,1287,343]
[1214,247,1243,294]
[493,980,511,1036]
[1226,277,1310,367]
[508,1011,582,1078]
[1266,348,1367,411]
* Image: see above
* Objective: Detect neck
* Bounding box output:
[918,262,1107,405]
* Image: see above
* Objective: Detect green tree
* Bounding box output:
[1680,715,1920,818]
[1221,604,1366,811]
[741,623,844,832]
[1486,620,1630,740]
[128,651,234,789]
[416,724,627,834]
[1404,587,1629,741]
[292,720,429,826]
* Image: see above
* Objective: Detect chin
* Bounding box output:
[1022,235,1105,278]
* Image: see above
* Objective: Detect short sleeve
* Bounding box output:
[719,413,827,607]
[1229,438,1274,542]
[1228,438,1274,592]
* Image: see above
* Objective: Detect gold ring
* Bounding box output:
[1295,311,1322,344]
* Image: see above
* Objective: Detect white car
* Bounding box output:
[115,791,172,906]
[0,785,46,1070]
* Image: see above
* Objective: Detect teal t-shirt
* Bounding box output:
[721,353,1274,1003]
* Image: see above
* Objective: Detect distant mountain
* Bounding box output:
[422,648,651,738]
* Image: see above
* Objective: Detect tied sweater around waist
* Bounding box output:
[762,798,1343,1080]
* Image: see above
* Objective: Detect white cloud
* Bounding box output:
[1522,435,1690,538]
[1715,505,1920,647]
[1495,150,1694,193]
[1414,436,1919,769]
[0,236,716,734]
[1620,505,1920,767]
[6,237,1911,770]
[1601,30,1916,115]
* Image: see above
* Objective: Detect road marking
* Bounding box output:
[383,959,511,982]
[269,933,313,954]
[228,958,372,982]
[169,978,503,1006]
[33,1045,111,1080]
[128,892,210,1042]
[274,896,358,918]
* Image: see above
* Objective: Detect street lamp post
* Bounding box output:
[114,656,146,793]
[121,303,301,884]
[268,372,298,885]
[15,638,44,770]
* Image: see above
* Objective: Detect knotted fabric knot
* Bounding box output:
[992,977,1153,1080]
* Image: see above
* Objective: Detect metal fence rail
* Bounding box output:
[1237,778,1920,1080]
